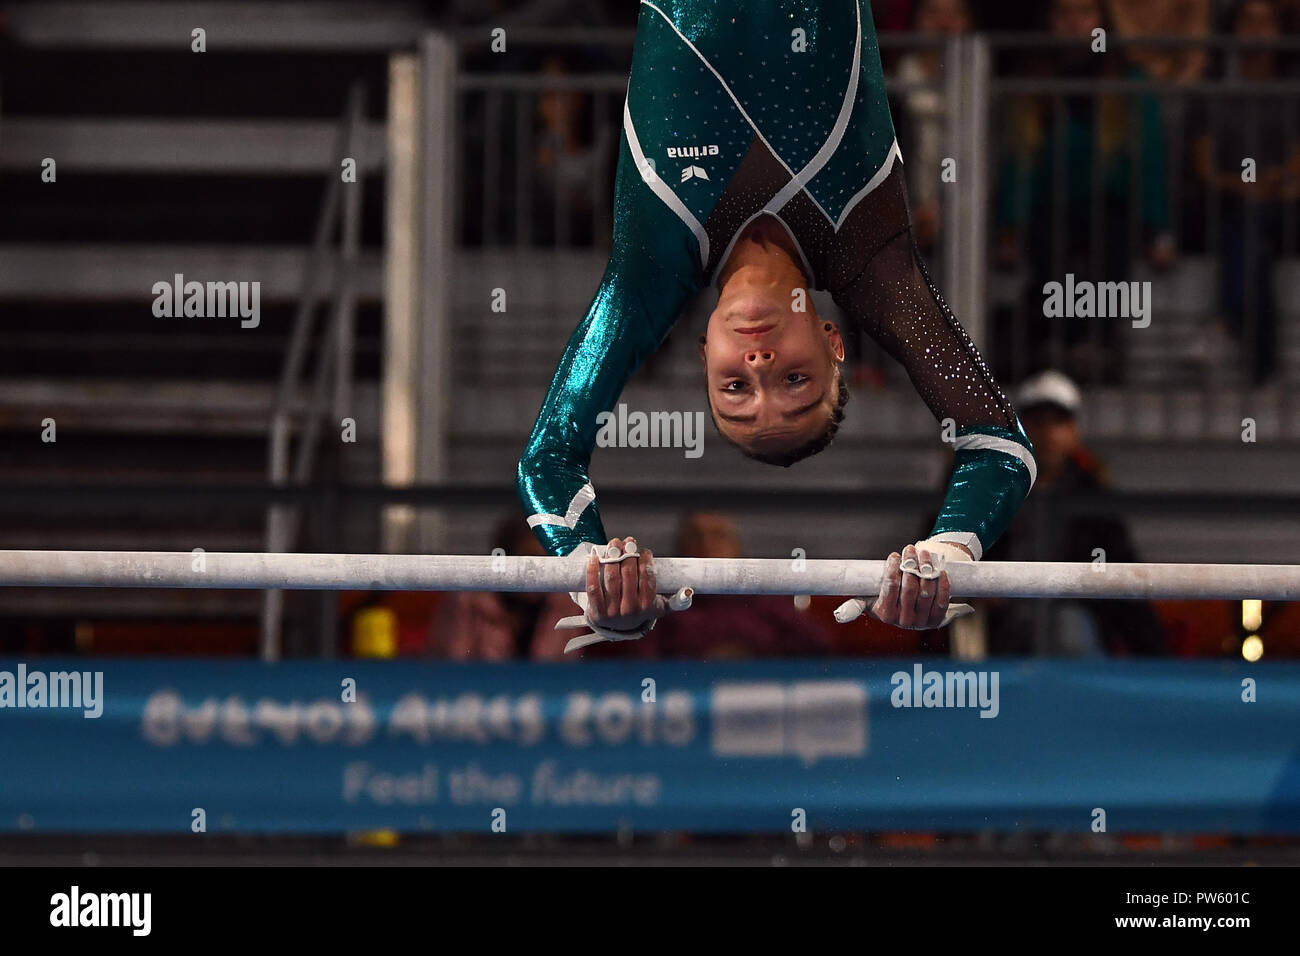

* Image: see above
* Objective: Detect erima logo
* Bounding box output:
[667,144,720,159]
[680,166,709,182]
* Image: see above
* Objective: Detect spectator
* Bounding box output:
[429,515,570,660]
[624,513,833,659]
[894,0,976,258]
[1190,0,1300,384]
[995,0,1175,384]
[982,370,1167,655]
[532,54,615,247]
[452,31,620,246]
[1106,0,1212,84]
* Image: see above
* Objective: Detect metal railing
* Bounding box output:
[261,82,366,660]
[455,72,623,249]
[987,39,1300,403]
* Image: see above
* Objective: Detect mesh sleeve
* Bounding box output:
[830,171,1035,556]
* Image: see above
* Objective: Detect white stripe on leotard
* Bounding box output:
[764,0,862,220]
[833,137,904,230]
[527,482,598,530]
[623,98,710,270]
[954,433,1038,490]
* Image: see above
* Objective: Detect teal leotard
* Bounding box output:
[518,0,1036,560]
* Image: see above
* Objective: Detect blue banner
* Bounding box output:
[1,659,1298,833]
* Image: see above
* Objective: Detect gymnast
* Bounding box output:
[517,0,1037,651]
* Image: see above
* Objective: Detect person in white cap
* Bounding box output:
[982,370,1166,655]
[1013,370,1084,488]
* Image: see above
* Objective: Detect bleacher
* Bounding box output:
[0,2,400,641]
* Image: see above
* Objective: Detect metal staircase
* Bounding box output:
[0,4,397,644]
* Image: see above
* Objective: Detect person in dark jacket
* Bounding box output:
[982,370,1167,655]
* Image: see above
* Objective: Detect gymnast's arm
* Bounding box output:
[830,168,1036,561]
[516,138,703,560]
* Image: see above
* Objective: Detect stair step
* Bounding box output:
[0,117,386,175]
[0,380,380,436]
[0,527,265,551]
[0,588,262,620]
[0,244,384,302]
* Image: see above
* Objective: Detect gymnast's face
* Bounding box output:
[700,291,844,460]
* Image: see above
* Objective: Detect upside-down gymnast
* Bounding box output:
[517,0,1037,651]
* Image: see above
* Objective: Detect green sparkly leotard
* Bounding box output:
[518,0,1036,560]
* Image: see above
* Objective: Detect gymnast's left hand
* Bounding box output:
[556,537,693,653]
[834,541,975,630]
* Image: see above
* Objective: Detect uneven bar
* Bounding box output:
[0,550,1297,600]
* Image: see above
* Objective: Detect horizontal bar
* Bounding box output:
[0,551,1297,600]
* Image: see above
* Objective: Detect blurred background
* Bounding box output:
[1,0,1299,864]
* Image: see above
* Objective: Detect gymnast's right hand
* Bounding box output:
[556,537,693,653]
[834,541,975,630]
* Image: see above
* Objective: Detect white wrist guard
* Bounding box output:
[833,537,976,629]
[555,541,693,653]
